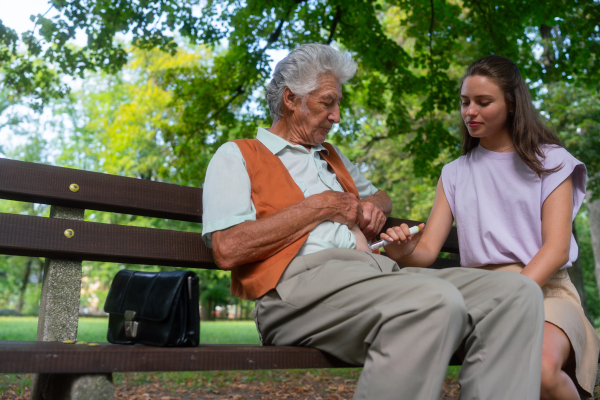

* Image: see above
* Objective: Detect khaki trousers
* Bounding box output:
[253,249,544,400]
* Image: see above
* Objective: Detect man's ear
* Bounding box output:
[282,87,297,114]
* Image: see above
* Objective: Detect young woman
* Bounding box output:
[382,55,600,399]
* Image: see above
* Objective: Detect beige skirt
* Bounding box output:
[480,263,600,397]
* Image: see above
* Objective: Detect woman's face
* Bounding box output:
[460,75,510,140]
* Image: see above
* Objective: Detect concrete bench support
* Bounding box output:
[31,206,114,400]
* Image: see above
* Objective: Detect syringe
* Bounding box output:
[368,225,421,252]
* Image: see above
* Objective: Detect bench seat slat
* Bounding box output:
[0,341,355,373]
[0,213,217,269]
[0,158,203,222]
[0,341,465,373]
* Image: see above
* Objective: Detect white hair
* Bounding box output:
[265,44,357,121]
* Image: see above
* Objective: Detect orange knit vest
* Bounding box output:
[231,139,363,300]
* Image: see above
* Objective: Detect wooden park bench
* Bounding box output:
[0,157,592,399]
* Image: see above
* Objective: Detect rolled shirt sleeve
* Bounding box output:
[201,143,256,248]
[441,159,459,219]
[540,146,587,267]
[541,146,587,220]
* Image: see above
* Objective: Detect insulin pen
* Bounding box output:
[368,225,421,252]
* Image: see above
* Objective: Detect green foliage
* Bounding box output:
[55,46,244,316]
[2,0,599,178]
[575,209,600,326]
[0,117,50,315]
[541,81,600,200]
[0,1,200,108]
[0,47,242,316]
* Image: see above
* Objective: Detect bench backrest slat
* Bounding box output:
[0,158,203,222]
[0,159,459,256]
[0,213,216,269]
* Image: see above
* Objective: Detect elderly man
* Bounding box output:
[202,44,544,400]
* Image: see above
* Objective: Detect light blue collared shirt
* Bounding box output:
[201,128,379,256]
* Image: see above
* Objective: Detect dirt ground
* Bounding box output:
[0,372,461,400]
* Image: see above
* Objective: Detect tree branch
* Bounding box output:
[361,135,388,152]
[429,0,434,61]
[210,85,245,121]
[27,4,54,56]
[428,0,435,117]
[326,7,342,45]
[257,7,292,58]
[473,1,498,51]
[208,2,303,124]
[540,24,557,70]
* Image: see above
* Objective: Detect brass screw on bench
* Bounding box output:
[69,183,80,192]
[64,229,75,238]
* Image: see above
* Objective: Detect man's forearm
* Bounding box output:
[211,191,363,270]
[366,190,393,217]
[212,201,323,270]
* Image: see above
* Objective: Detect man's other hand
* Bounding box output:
[359,200,387,241]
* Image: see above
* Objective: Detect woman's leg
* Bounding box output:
[540,322,579,400]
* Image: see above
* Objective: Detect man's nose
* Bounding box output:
[329,104,341,123]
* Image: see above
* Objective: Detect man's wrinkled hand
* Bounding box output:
[359,200,387,241]
[308,191,364,229]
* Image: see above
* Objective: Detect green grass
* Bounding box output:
[0,316,261,344]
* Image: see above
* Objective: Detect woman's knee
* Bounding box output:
[540,324,575,400]
[540,352,566,400]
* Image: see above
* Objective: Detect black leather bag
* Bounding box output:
[104,270,200,347]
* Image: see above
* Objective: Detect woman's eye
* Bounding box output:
[461,102,469,106]
[479,102,490,106]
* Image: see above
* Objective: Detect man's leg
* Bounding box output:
[254,249,468,400]
[410,266,545,400]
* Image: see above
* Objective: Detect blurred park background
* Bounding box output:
[0,0,599,329]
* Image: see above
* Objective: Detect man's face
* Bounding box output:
[288,74,342,146]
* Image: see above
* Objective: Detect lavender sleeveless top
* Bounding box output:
[441,145,586,269]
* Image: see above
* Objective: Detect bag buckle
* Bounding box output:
[124,310,139,338]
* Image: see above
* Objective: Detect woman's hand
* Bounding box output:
[380,223,426,261]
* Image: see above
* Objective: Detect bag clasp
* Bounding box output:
[124,310,139,338]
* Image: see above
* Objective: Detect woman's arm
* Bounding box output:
[521,175,573,287]
[381,178,455,267]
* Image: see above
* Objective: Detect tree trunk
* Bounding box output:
[586,193,600,304]
[37,258,43,288]
[569,221,591,322]
[243,299,252,320]
[16,259,33,313]
[209,299,215,321]
[201,300,211,321]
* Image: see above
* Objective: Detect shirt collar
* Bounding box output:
[256,127,328,155]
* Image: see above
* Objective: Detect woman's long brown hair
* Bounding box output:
[460,55,562,177]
